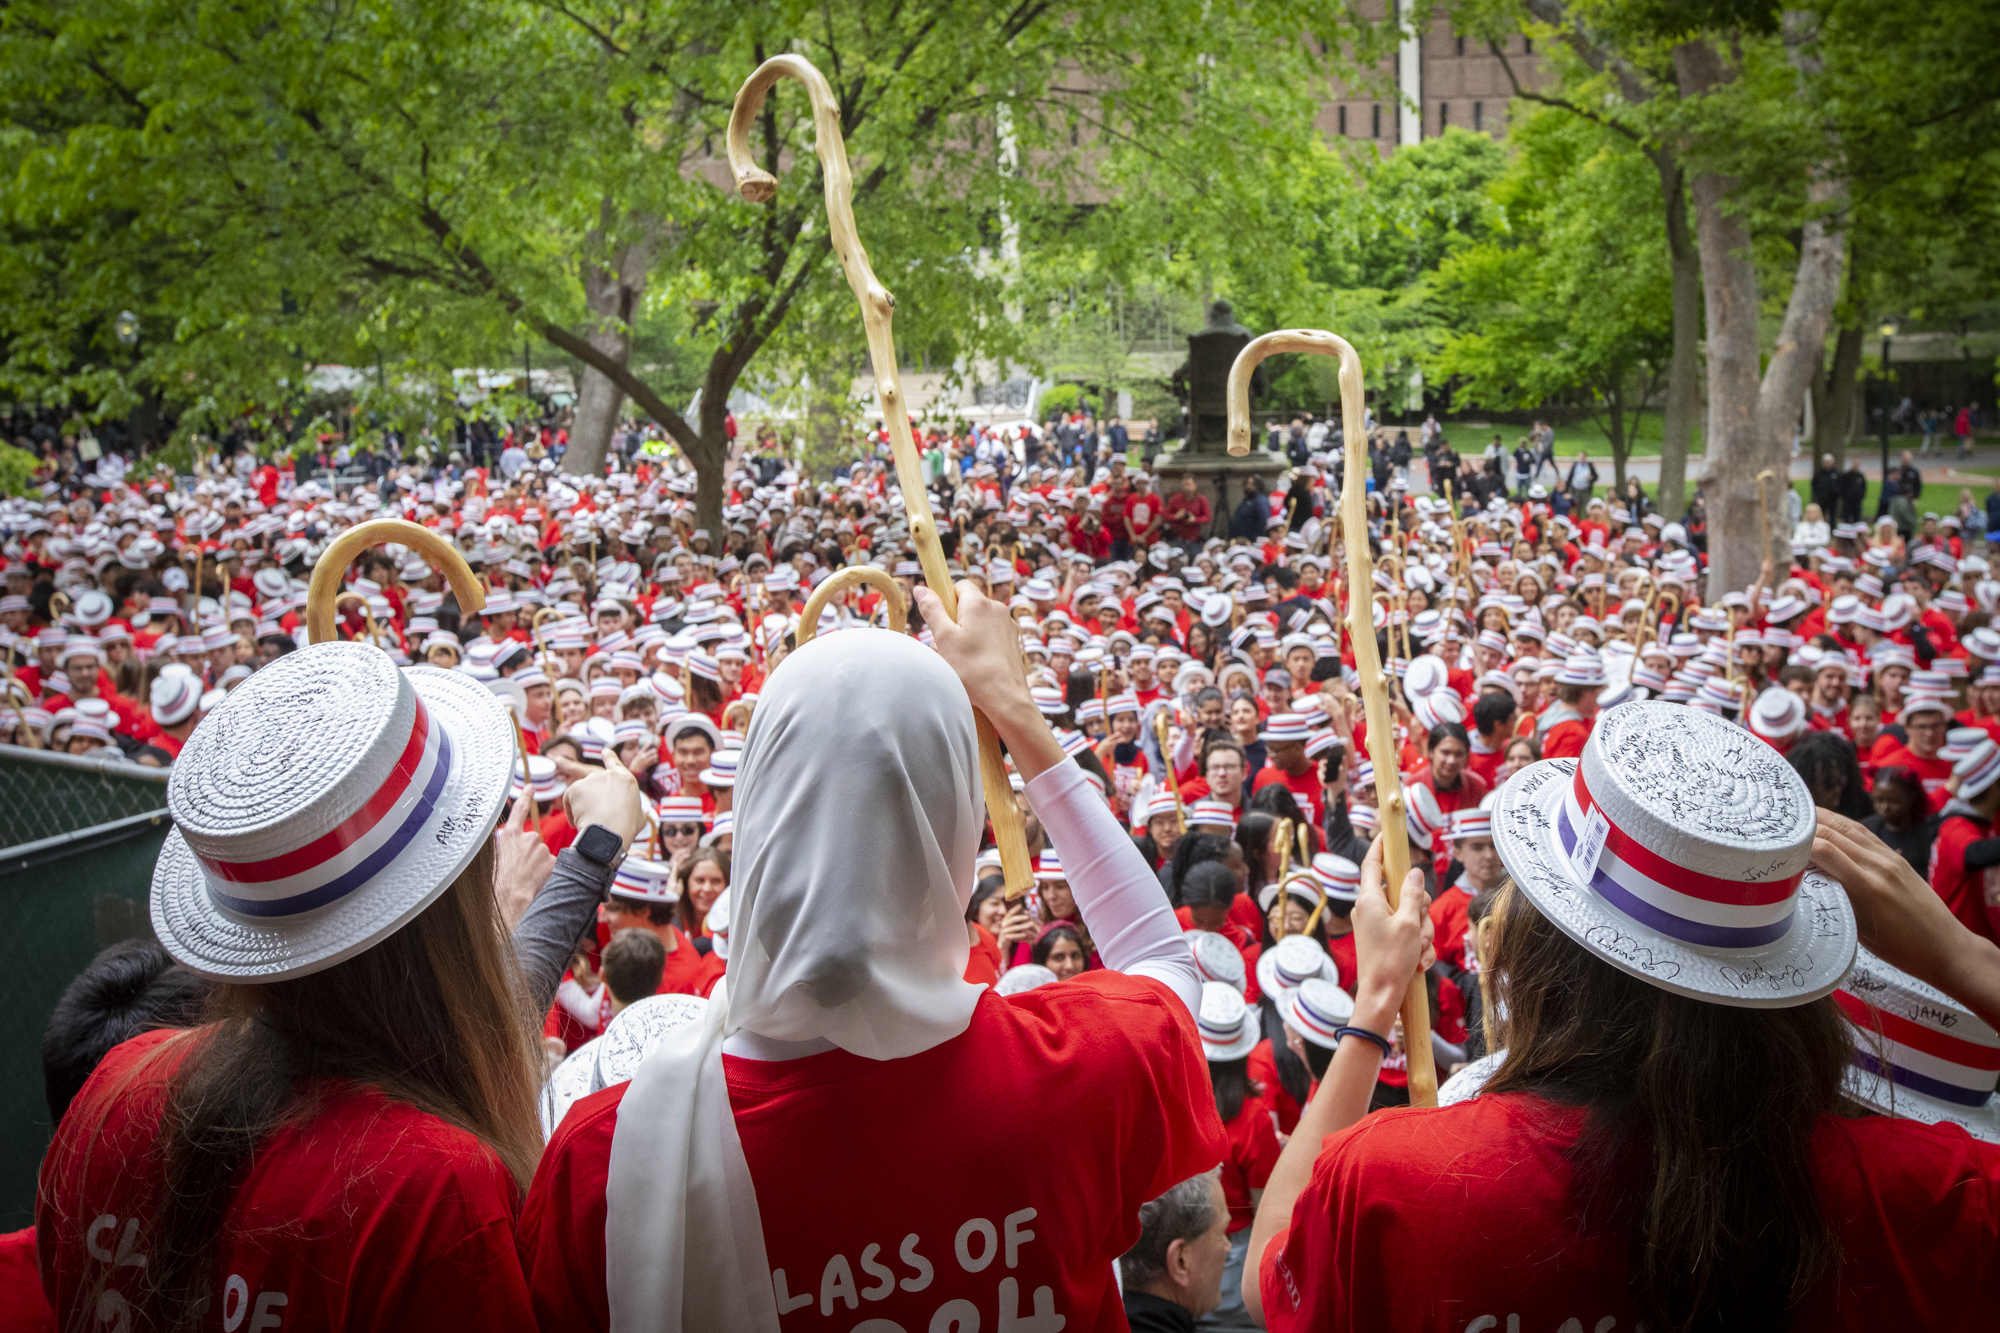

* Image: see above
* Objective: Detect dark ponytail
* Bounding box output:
[1483,884,1853,1332]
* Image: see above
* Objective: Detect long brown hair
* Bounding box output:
[1482,881,1853,1332]
[131,842,540,1329]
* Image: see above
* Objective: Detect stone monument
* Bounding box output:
[1154,300,1286,538]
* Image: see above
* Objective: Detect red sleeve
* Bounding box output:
[518,1089,621,1332]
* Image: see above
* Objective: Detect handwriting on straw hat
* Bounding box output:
[1581,927,1680,980]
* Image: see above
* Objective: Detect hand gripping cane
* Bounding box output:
[729,57,1033,897]
[1226,330,1439,1107]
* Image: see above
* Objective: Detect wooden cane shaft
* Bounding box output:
[730,56,1031,896]
[1153,710,1186,827]
[1226,328,1438,1106]
[794,565,908,644]
[508,710,539,833]
[306,519,486,645]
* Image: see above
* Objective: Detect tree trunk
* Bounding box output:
[1654,151,1701,522]
[562,206,657,479]
[1676,37,1847,594]
[1811,320,1864,469]
[1607,388,1629,496]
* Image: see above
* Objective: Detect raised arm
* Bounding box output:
[918,581,1199,1017]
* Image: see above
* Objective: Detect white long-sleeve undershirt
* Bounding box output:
[1027,757,1202,1019]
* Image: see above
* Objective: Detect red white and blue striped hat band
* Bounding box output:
[1259,712,1315,743]
[1280,977,1356,1050]
[1304,729,1339,759]
[1349,803,1379,833]
[1490,701,1856,1008]
[510,756,567,804]
[613,855,680,903]
[1312,853,1362,902]
[1196,982,1261,1060]
[1955,738,2000,801]
[1836,948,2000,1139]
[1257,934,1336,998]
[1448,810,1492,843]
[150,643,512,980]
[1259,872,1323,916]
[1035,849,1065,880]
[1188,799,1238,830]
[657,796,706,825]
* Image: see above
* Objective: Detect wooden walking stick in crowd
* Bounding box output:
[1152,709,1187,830]
[1227,329,1440,1108]
[794,565,908,644]
[1296,820,1312,871]
[1273,816,1295,886]
[533,605,565,680]
[728,55,1034,896]
[307,519,487,645]
[507,710,540,833]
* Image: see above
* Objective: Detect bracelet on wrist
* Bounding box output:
[1334,1024,1393,1057]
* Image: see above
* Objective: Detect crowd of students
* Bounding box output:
[4,431,1999,1332]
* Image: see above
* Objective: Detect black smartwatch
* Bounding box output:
[571,823,625,868]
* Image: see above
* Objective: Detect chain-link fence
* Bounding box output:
[0,747,168,850]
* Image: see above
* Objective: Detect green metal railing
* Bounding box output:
[0,746,172,1230]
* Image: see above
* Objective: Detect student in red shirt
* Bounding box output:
[519,586,1223,1331]
[1197,982,1282,1330]
[601,857,726,998]
[1252,709,2000,1333]
[1877,695,1956,810]
[1927,736,2000,946]
[39,645,649,1333]
[1164,473,1214,548]
[1250,713,1325,826]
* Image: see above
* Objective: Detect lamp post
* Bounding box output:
[1878,321,1897,506]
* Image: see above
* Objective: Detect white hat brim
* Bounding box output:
[1491,758,1856,1009]
[1437,1047,1507,1106]
[1841,1061,2000,1143]
[151,665,514,981]
[1255,947,1339,999]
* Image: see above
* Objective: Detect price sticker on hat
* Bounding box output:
[1569,804,1611,885]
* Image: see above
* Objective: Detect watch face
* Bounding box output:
[577,825,621,863]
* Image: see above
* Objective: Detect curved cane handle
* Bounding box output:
[307,519,485,646]
[794,566,909,645]
[1224,330,1353,458]
[731,55,1033,897]
[1224,328,1438,1107]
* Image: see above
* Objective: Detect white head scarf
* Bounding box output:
[607,628,986,1331]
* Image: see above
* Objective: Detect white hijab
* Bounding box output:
[607,628,985,1331]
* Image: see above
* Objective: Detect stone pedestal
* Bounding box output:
[1156,300,1286,538]
[1152,448,1286,540]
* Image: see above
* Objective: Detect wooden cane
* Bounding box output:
[794,565,908,644]
[1303,878,1332,938]
[307,519,487,645]
[1152,709,1187,829]
[1272,816,1295,886]
[1297,820,1312,871]
[532,605,565,681]
[508,709,540,832]
[47,590,71,625]
[1227,329,1439,1107]
[730,55,1032,897]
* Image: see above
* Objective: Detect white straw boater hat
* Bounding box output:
[1491,700,1856,1008]
[151,641,513,980]
[1835,947,2000,1142]
[1196,981,1262,1061]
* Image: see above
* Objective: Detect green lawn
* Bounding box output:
[1431,411,1684,461]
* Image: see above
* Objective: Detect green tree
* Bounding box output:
[0,0,1389,533]
[1428,108,1674,495]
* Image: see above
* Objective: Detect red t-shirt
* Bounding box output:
[519,973,1225,1331]
[1541,717,1593,761]
[1248,1038,1302,1137]
[1428,884,1476,972]
[1251,766,1325,828]
[1259,1093,2000,1332]
[1165,493,1212,541]
[1929,812,2000,946]
[658,927,727,998]
[38,1030,537,1332]
[0,1229,52,1333]
[964,922,1004,987]
[1218,1089,1282,1234]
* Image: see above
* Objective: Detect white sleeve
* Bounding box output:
[1025,758,1201,1018]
